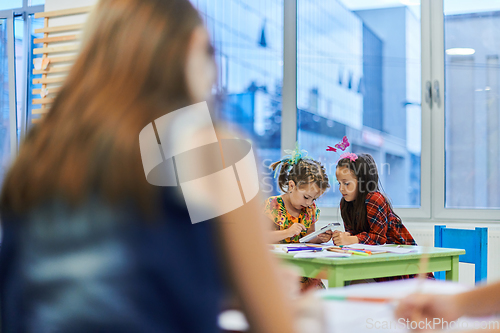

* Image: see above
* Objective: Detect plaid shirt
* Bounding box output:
[344,192,428,282]
[345,192,417,246]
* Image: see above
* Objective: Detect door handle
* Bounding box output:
[425,81,432,107]
[433,80,441,106]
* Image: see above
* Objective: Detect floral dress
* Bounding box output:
[264,195,325,291]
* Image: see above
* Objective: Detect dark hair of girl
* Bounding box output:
[270,158,330,193]
[337,153,400,234]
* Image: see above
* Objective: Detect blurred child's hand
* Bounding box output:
[332,230,358,245]
[395,293,463,325]
[277,264,301,299]
[293,293,326,333]
[316,230,332,243]
[287,223,307,238]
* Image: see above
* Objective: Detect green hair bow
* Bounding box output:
[274,142,309,178]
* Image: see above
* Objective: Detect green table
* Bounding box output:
[274,245,465,288]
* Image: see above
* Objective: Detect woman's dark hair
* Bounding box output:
[270,158,330,193]
[337,153,399,234]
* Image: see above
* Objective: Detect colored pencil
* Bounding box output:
[322,295,395,303]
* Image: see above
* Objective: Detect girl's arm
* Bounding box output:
[269,227,297,243]
[353,192,389,245]
[301,205,332,244]
[264,199,306,244]
[305,224,333,244]
[332,230,358,245]
[396,280,500,323]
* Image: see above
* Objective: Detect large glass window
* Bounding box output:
[297,0,422,208]
[0,3,44,186]
[0,1,22,11]
[444,1,500,209]
[190,0,283,195]
[30,0,45,6]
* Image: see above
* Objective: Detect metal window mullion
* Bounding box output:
[7,14,17,159]
[397,0,433,220]
[19,12,30,143]
[430,0,448,220]
[25,5,44,15]
[282,0,297,152]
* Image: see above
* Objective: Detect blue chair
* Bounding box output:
[434,225,487,284]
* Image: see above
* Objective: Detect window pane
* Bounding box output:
[0,19,12,185]
[297,0,422,208]
[190,0,283,196]
[0,1,22,10]
[30,0,45,5]
[444,1,500,209]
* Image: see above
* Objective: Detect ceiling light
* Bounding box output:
[400,0,420,5]
[446,48,475,55]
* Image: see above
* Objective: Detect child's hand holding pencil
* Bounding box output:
[395,293,463,326]
[287,223,307,238]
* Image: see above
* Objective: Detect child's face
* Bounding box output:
[335,166,358,202]
[288,181,323,211]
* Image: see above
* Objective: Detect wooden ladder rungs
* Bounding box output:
[34,35,78,44]
[32,108,50,115]
[33,55,76,65]
[33,65,72,75]
[34,45,78,55]
[32,86,62,95]
[32,98,55,105]
[33,76,66,85]
[35,24,83,34]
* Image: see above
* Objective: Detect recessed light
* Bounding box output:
[400,0,420,5]
[446,48,475,55]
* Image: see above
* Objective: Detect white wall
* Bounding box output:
[45,0,97,11]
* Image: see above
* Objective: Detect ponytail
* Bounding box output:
[270,160,291,193]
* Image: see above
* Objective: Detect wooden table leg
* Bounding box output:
[445,255,459,281]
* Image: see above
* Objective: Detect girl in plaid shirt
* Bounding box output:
[332,153,415,246]
[332,153,423,281]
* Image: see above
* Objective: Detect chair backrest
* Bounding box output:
[434,225,487,284]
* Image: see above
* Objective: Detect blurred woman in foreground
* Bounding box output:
[0,0,296,332]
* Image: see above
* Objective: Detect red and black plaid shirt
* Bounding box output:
[344,192,432,282]
[344,192,416,246]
